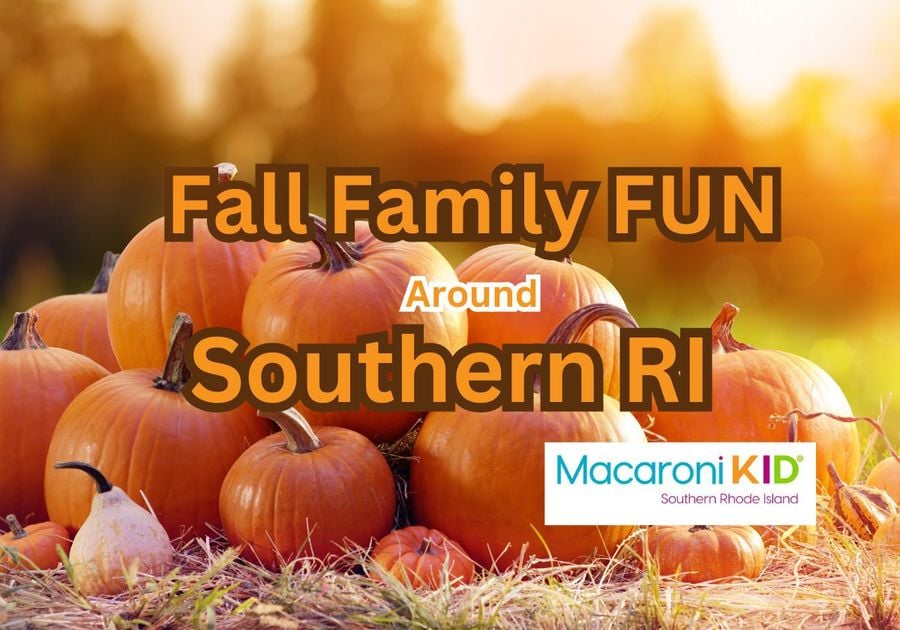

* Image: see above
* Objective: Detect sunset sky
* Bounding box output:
[70,0,900,119]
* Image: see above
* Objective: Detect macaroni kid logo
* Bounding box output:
[545,442,817,526]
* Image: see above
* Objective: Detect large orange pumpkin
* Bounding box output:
[44,313,271,537]
[219,408,396,568]
[0,311,108,522]
[0,514,70,572]
[27,251,120,372]
[650,303,859,493]
[409,304,646,570]
[456,244,628,397]
[107,164,275,369]
[242,217,467,443]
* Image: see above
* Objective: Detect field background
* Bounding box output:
[4,0,898,448]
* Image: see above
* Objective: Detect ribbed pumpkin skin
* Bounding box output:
[371,526,475,588]
[866,457,900,504]
[456,244,628,397]
[652,349,859,493]
[0,520,71,572]
[44,370,270,537]
[219,426,396,568]
[242,223,467,443]
[410,395,646,570]
[0,337,108,522]
[108,218,273,369]
[644,525,765,583]
[31,294,118,372]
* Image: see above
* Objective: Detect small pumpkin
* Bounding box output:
[107,163,275,369]
[456,244,629,397]
[0,311,108,522]
[45,313,271,537]
[242,217,467,442]
[826,461,897,540]
[219,408,396,569]
[751,523,817,548]
[27,251,120,372]
[643,525,765,583]
[650,303,860,493]
[873,514,900,552]
[371,526,475,589]
[54,461,173,596]
[866,455,900,505]
[0,514,70,572]
[410,304,647,571]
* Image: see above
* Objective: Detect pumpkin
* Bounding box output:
[27,251,120,372]
[826,461,896,540]
[456,244,629,397]
[242,216,467,443]
[44,313,271,538]
[650,303,859,493]
[0,514,70,572]
[0,311,108,522]
[107,163,275,369]
[219,408,396,568]
[873,514,900,552]
[643,525,765,583]
[866,455,900,504]
[751,524,817,548]
[54,461,173,596]
[371,526,475,589]
[409,304,647,571]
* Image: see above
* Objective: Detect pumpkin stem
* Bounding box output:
[5,515,27,540]
[562,255,573,265]
[418,537,434,555]
[216,162,238,183]
[154,313,193,392]
[88,251,120,294]
[308,215,363,273]
[826,462,844,490]
[771,409,900,467]
[688,525,711,533]
[0,311,47,350]
[258,408,322,453]
[711,303,755,353]
[54,461,114,494]
[535,303,637,392]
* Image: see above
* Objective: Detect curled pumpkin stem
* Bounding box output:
[258,408,322,453]
[711,303,755,353]
[536,303,637,393]
[54,461,114,494]
[308,215,363,272]
[771,408,900,466]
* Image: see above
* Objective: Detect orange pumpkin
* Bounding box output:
[107,163,275,369]
[455,244,628,397]
[650,303,859,493]
[26,251,120,372]
[0,311,108,522]
[219,408,396,568]
[242,217,467,443]
[873,514,900,552]
[371,526,475,589]
[866,455,900,504]
[643,525,765,583]
[410,304,646,570]
[44,313,271,537]
[0,514,70,572]
[751,524,817,548]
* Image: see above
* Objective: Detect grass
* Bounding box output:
[1,514,898,629]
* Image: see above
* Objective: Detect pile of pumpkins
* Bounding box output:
[2,164,899,593]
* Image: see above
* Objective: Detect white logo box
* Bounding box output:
[544,442,817,526]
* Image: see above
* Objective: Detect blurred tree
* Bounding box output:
[0,0,177,309]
